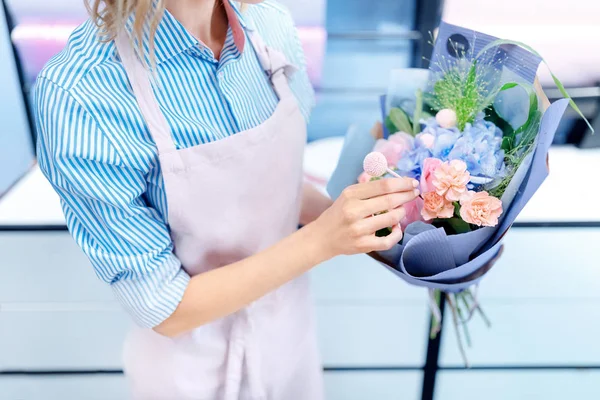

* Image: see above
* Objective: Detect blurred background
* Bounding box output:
[0,0,599,399]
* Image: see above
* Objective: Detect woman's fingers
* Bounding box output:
[367,224,404,252]
[354,206,406,235]
[343,178,417,200]
[358,190,419,217]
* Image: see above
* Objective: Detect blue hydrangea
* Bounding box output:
[394,114,506,185]
[396,146,432,179]
[447,114,506,180]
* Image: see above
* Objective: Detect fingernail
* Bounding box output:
[412,180,419,188]
[414,189,420,196]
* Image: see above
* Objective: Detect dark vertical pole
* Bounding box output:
[412,2,446,393]
[1,0,37,149]
[578,92,600,148]
[421,294,446,400]
[412,0,444,68]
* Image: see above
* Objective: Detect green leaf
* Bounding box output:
[477,39,594,133]
[496,81,539,152]
[529,90,539,118]
[413,89,424,135]
[453,202,461,217]
[500,82,519,91]
[518,111,542,148]
[512,88,541,147]
[385,115,397,135]
[388,107,413,135]
[501,136,513,151]
[447,217,472,234]
[486,102,515,150]
[550,74,593,132]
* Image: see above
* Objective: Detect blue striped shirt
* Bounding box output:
[34,0,315,328]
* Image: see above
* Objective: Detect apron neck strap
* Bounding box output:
[114,31,177,154]
[114,29,296,155]
[247,31,297,100]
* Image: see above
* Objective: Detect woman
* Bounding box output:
[34,0,419,398]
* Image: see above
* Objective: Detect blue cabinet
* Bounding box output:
[440,228,600,367]
[435,371,600,400]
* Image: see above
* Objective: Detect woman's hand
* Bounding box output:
[311,177,419,259]
[154,177,417,337]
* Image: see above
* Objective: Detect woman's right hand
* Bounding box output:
[311,178,420,259]
[155,176,418,337]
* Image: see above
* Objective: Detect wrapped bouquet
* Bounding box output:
[327,22,593,365]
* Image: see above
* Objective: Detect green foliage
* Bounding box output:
[489,85,543,198]
[387,107,413,134]
[447,217,472,234]
[427,61,496,130]
[384,115,397,136]
[477,39,594,133]
[485,104,514,151]
[500,82,518,91]
[432,216,472,235]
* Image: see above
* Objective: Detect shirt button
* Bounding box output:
[218,71,225,79]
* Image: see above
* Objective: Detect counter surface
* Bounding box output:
[2,143,598,226]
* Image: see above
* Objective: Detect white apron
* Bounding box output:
[114,24,324,400]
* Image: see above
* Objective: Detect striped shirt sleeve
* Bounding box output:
[34,77,190,328]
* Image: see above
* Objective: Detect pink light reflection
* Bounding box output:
[12,20,326,87]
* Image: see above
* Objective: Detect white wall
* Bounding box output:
[6,0,326,25]
[442,0,600,86]
[6,0,87,19]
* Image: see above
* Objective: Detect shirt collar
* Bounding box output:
[132,0,248,65]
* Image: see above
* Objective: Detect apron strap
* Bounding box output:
[114,32,177,155]
[114,28,297,154]
[247,31,297,101]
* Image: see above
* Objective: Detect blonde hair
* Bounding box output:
[86,0,164,68]
[86,1,247,66]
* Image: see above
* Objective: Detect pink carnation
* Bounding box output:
[373,140,403,166]
[433,160,470,202]
[401,197,425,229]
[373,133,414,166]
[421,191,454,221]
[388,131,415,150]
[459,191,503,227]
[420,158,443,194]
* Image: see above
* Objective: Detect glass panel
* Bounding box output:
[319,38,413,90]
[308,93,382,141]
[326,0,416,33]
[0,3,34,196]
[437,371,600,400]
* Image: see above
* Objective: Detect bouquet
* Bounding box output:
[327,22,593,365]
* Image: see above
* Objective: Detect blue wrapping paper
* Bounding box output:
[431,22,542,85]
[327,124,376,200]
[327,95,568,290]
[326,24,570,290]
